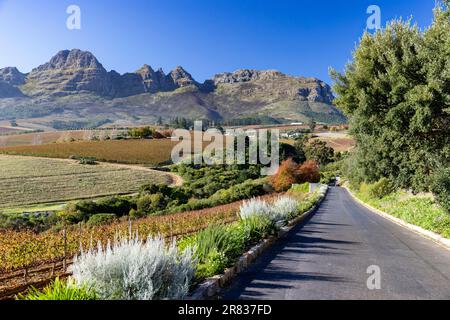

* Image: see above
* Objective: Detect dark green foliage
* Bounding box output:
[128,127,154,139]
[367,178,395,199]
[431,167,450,213]
[279,142,305,163]
[96,197,135,217]
[63,196,134,224]
[208,179,265,204]
[303,140,335,165]
[78,157,97,165]
[293,135,335,165]
[136,193,167,215]
[307,118,316,132]
[331,3,450,191]
[134,163,265,216]
[171,164,261,199]
[0,211,58,232]
[86,213,117,226]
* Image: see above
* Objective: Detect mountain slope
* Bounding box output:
[0,49,346,126]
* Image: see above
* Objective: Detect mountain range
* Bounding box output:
[0,49,346,128]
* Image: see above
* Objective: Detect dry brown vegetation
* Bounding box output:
[0,139,178,164]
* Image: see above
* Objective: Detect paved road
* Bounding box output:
[221,187,450,300]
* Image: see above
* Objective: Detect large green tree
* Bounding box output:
[331,1,450,191]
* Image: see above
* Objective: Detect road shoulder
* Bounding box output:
[344,186,450,251]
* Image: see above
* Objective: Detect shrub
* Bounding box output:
[128,208,142,219]
[18,278,96,300]
[0,211,59,232]
[63,200,98,224]
[368,178,395,199]
[190,224,230,265]
[139,183,172,196]
[71,236,196,300]
[431,168,450,213]
[96,197,134,217]
[238,215,275,244]
[271,196,299,221]
[136,193,166,215]
[86,214,117,226]
[128,127,154,139]
[208,180,265,205]
[181,223,248,279]
[63,197,134,224]
[239,199,272,220]
[298,160,321,183]
[289,182,309,194]
[195,249,228,279]
[270,159,300,192]
[78,157,97,165]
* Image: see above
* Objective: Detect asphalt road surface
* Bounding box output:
[221,187,450,300]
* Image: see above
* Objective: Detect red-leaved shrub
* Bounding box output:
[270,158,300,192]
[298,160,320,183]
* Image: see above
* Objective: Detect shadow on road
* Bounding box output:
[221,190,359,299]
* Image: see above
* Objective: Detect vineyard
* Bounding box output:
[0,139,178,164]
[0,155,172,208]
[0,194,279,298]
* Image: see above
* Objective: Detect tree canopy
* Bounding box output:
[331,1,450,191]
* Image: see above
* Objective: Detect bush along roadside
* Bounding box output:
[186,183,328,299]
[349,179,450,239]
[16,184,328,300]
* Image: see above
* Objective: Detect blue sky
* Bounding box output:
[0,0,436,84]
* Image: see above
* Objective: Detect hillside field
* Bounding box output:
[313,132,355,152]
[0,139,178,165]
[0,155,172,209]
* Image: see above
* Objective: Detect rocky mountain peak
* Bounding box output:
[0,48,344,123]
[213,69,285,84]
[0,67,26,86]
[33,49,105,73]
[213,69,334,104]
[168,66,197,87]
[24,49,112,97]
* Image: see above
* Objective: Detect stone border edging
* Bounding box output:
[187,189,328,300]
[344,186,450,251]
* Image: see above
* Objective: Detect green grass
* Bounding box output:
[2,203,66,214]
[17,278,97,300]
[356,188,450,239]
[0,155,171,209]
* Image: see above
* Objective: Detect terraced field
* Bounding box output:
[0,155,172,209]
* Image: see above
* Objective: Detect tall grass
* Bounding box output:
[18,278,96,300]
